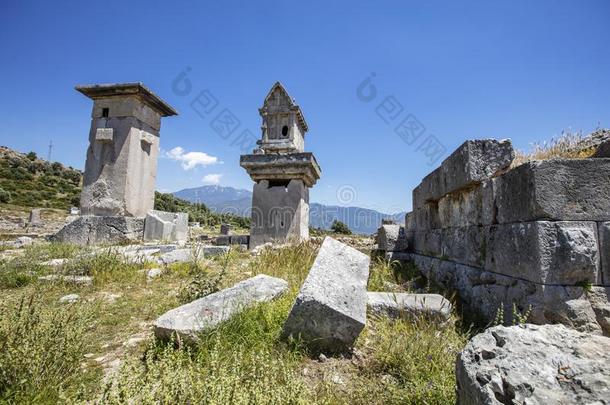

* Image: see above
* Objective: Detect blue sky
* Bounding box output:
[1,0,609,213]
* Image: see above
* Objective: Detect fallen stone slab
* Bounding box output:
[282,237,370,352]
[413,139,514,207]
[154,274,288,343]
[39,275,93,286]
[367,292,452,322]
[158,246,230,265]
[456,324,610,404]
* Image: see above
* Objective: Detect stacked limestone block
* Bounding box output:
[404,139,610,335]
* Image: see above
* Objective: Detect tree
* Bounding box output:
[26,151,37,161]
[330,220,351,235]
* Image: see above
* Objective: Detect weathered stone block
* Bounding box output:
[413,139,514,207]
[144,210,188,242]
[412,226,484,267]
[456,324,610,405]
[437,186,482,228]
[282,237,370,352]
[495,159,610,223]
[486,221,600,285]
[480,178,497,225]
[367,292,452,322]
[52,215,144,245]
[439,225,486,267]
[599,222,610,285]
[414,202,440,230]
[412,229,442,257]
[404,211,415,231]
[376,224,407,252]
[154,275,288,343]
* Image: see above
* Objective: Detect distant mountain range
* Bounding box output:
[173,185,405,235]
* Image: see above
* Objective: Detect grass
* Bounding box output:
[513,129,597,167]
[0,240,470,404]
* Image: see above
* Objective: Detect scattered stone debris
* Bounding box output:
[39,275,93,286]
[456,324,610,405]
[59,293,80,303]
[366,292,452,323]
[154,274,288,343]
[282,237,370,352]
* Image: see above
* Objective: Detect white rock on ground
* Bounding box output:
[282,237,370,352]
[38,275,93,286]
[367,292,452,322]
[456,324,610,404]
[146,268,163,281]
[14,236,33,248]
[159,246,230,265]
[154,274,288,343]
[41,258,69,267]
[59,294,80,303]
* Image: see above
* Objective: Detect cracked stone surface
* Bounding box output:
[456,324,610,404]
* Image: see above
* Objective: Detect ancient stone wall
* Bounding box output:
[402,139,610,335]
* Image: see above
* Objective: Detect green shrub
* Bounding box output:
[26,151,37,161]
[0,187,10,203]
[330,219,352,235]
[0,294,92,403]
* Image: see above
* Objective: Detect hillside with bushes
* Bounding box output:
[0,147,82,210]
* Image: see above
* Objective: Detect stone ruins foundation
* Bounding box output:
[379,139,610,335]
[54,82,183,245]
[240,82,321,248]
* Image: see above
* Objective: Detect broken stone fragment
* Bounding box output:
[158,246,230,265]
[143,210,188,243]
[366,292,452,322]
[456,324,610,405]
[154,274,288,343]
[282,237,370,352]
[375,224,407,252]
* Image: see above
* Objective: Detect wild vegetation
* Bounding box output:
[0,147,82,209]
[512,129,600,166]
[0,241,469,404]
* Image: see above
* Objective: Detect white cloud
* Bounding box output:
[166,146,218,170]
[202,173,222,185]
